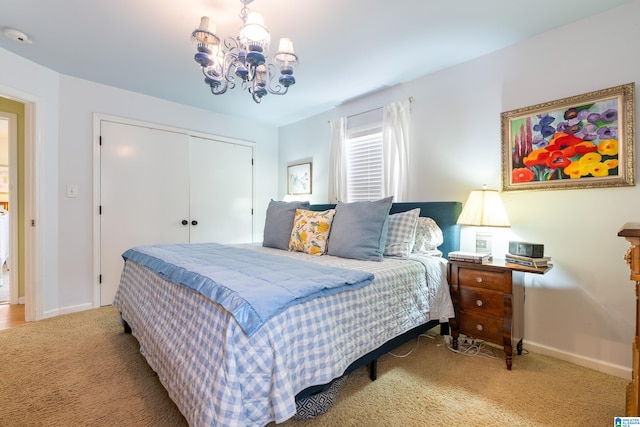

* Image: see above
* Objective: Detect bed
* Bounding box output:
[113,200,461,427]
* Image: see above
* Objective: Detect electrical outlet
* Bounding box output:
[461,337,478,346]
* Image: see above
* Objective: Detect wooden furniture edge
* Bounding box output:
[619,223,640,238]
[449,258,552,275]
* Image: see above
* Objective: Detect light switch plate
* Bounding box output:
[66,184,78,198]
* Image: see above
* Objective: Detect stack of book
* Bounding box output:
[448,251,492,264]
[504,252,551,268]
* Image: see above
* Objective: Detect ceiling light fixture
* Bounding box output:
[3,27,32,44]
[191,0,298,103]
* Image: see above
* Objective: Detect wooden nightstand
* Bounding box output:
[448,259,551,370]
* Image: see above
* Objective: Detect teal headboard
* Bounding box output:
[309,201,462,259]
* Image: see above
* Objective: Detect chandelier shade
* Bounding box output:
[191,0,298,103]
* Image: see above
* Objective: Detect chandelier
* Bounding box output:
[191,0,298,103]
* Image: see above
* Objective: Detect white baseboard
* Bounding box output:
[42,302,94,319]
[524,339,631,379]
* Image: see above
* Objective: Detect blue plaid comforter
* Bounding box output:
[114,244,453,427]
[122,243,374,336]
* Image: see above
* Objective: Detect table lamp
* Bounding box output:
[457,186,510,255]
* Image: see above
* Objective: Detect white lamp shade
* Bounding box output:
[198,16,215,34]
[240,11,270,43]
[277,38,295,54]
[245,11,265,27]
[193,16,218,46]
[274,37,298,65]
[457,189,510,227]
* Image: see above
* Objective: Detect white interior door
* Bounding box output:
[189,136,253,244]
[100,121,190,305]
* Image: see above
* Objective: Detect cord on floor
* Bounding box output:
[386,333,507,361]
[388,332,437,358]
[446,338,498,360]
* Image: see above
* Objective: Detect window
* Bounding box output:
[329,100,410,203]
[344,110,383,202]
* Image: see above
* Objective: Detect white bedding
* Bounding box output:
[113,244,454,427]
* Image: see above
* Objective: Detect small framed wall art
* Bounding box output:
[501,83,635,191]
[0,165,8,193]
[287,162,312,195]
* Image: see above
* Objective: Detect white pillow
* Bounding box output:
[412,217,443,253]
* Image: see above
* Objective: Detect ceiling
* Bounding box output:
[0,0,635,127]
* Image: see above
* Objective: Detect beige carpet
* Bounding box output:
[0,306,627,426]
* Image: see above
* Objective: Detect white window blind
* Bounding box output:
[345,111,383,202]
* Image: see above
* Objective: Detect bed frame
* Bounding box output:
[120,201,462,413]
[296,201,462,399]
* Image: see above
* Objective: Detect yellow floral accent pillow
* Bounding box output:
[288,209,335,256]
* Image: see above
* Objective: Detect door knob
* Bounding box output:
[181,220,188,225]
[191,220,198,226]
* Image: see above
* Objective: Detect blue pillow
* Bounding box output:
[327,196,393,261]
[263,200,310,250]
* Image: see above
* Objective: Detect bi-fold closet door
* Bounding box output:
[99,120,253,306]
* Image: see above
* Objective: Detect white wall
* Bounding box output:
[0,47,280,319]
[279,109,333,204]
[0,47,60,318]
[278,1,640,377]
[56,76,279,314]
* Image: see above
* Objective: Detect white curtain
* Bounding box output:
[328,117,347,203]
[382,100,411,201]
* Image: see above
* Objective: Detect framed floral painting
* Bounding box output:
[501,83,635,191]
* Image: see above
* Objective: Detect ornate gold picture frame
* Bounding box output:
[501,83,635,191]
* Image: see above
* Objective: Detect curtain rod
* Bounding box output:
[347,96,414,119]
[346,106,382,119]
[329,97,413,123]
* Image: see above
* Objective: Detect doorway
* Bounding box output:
[0,116,10,304]
[0,92,35,323]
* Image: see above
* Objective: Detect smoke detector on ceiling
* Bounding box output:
[3,27,32,44]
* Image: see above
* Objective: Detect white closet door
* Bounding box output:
[189,136,253,244]
[100,121,190,305]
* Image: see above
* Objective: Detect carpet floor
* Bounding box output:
[0,306,628,426]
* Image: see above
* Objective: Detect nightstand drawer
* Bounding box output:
[458,311,503,343]
[458,268,506,292]
[457,286,503,317]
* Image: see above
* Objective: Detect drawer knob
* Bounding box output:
[476,324,484,331]
[475,276,483,283]
[476,299,483,307]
